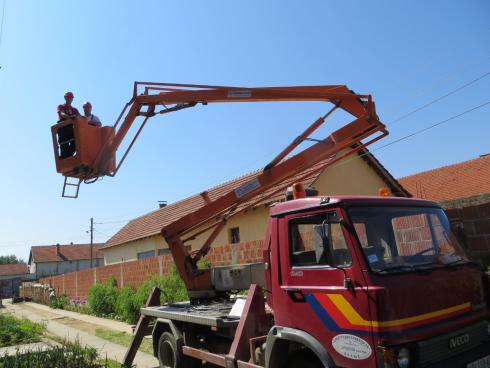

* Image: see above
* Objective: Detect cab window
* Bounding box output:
[289,212,352,268]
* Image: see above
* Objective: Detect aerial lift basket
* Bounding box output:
[51,117,116,196]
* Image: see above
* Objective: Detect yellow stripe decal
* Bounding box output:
[327,294,470,328]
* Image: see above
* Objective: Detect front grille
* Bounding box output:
[416,321,489,366]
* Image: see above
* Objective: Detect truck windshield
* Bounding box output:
[347,206,469,274]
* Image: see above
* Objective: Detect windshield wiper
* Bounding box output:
[441,258,473,267]
[377,265,415,274]
[377,262,436,275]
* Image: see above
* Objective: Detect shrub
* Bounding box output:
[159,266,187,303]
[50,295,69,310]
[0,313,45,347]
[87,277,119,317]
[114,287,139,324]
[134,266,187,307]
[133,275,161,309]
[84,264,200,323]
[197,258,212,269]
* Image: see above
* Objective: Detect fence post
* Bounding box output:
[120,258,124,288]
[158,255,163,276]
[231,243,238,264]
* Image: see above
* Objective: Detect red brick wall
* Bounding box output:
[38,240,264,299]
[445,201,490,257]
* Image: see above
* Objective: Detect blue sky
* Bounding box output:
[0,1,488,262]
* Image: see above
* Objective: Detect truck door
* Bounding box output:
[275,209,377,367]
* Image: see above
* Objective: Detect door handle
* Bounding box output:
[284,288,306,302]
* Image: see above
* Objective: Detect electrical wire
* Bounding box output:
[375,101,490,151]
[94,219,131,225]
[0,0,5,66]
[388,71,490,127]
[313,99,490,177]
[386,54,490,112]
[179,64,490,193]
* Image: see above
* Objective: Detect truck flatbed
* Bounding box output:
[140,298,243,328]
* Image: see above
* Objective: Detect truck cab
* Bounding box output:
[265,196,490,368]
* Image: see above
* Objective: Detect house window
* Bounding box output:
[230,227,240,244]
[137,250,155,260]
[157,246,190,256]
[158,248,170,256]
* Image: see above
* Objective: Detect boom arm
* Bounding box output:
[91,83,381,178]
[54,82,388,297]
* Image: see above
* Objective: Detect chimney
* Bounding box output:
[158,201,167,208]
[56,243,60,256]
[200,191,211,204]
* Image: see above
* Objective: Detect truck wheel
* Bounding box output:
[158,332,199,368]
[285,350,323,368]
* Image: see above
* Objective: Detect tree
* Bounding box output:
[0,255,25,265]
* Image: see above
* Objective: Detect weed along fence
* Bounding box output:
[32,240,263,300]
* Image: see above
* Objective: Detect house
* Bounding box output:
[0,263,34,298]
[28,243,104,279]
[398,154,490,257]
[102,149,409,265]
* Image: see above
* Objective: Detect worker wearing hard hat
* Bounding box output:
[83,101,102,127]
[57,91,80,122]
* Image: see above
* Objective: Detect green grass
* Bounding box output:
[95,328,153,355]
[44,335,130,368]
[0,339,127,368]
[0,313,45,347]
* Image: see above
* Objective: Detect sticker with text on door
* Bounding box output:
[332,334,372,360]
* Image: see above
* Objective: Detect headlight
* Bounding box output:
[396,347,410,368]
[487,322,490,337]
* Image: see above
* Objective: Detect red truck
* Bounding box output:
[125,194,488,368]
[51,83,490,367]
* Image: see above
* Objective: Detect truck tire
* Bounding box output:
[158,332,199,368]
[285,350,323,368]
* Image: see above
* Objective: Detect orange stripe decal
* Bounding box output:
[318,293,470,331]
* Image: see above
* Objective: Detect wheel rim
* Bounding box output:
[160,339,176,368]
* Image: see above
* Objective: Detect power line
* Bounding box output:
[388,71,490,127]
[0,0,5,65]
[386,54,490,113]
[376,100,490,151]
[94,219,131,225]
[320,99,490,175]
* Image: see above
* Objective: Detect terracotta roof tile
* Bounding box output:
[398,155,490,202]
[30,243,104,263]
[104,150,408,250]
[0,263,28,276]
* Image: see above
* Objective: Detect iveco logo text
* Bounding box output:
[449,334,470,349]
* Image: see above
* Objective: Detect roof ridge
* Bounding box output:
[31,243,104,247]
[398,155,490,180]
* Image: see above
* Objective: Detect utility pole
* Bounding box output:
[90,217,94,268]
